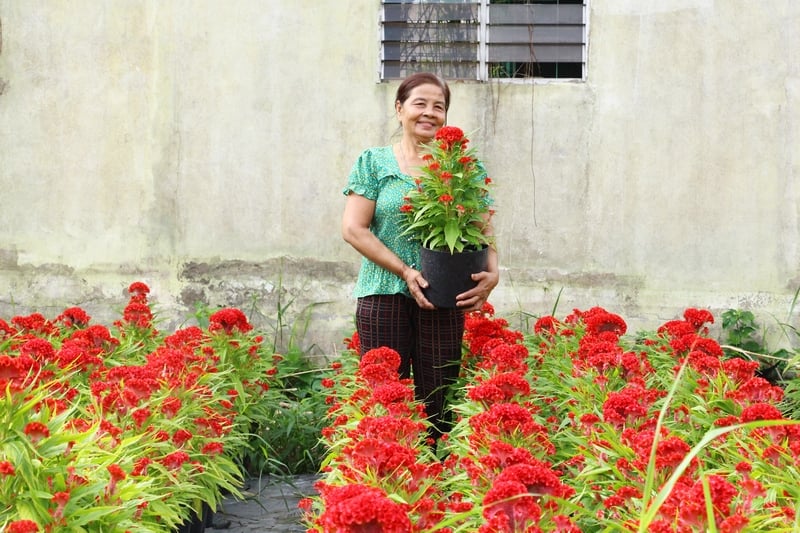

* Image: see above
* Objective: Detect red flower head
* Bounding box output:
[0,460,15,476]
[172,428,193,447]
[483,479,542,529]
[56,306,92,327]
[6,520,40,533]
[317,483,412,532]
[161,450,191,470]
[24,422,50,443]
[683,307,714,330]
[584,311,627,337]
[127,281,151,298]
[11,313,56,335]
[161,396,182,418]
[344,331,360,352]
[107,464,126,481]
[208,308,253,334]
[20,338,56,362]
[122,302,154,329]
[435,125,466,150]
[202,441,225,455]
[438,193,454,204]
[360,346,402,371]
[51,490,70,520]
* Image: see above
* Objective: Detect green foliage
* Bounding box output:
[719,308,798,386]
[254,347,329,476]
[721,309,763,354]
[189,285,331,478]
[400,126,494,254]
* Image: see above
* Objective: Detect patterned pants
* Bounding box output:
[356,294,465,441]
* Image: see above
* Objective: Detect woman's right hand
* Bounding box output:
[401,265,435,310]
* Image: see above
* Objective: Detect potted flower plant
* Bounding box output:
[400,126,495,307]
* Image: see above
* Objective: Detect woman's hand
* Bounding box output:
[402,265,435,310]
[455,246,499,313]
[455,269,499,312]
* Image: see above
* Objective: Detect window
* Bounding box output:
[381,0,586,81]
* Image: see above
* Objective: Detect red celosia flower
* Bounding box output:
[719,514,749,533]
[0,460,15,476]
[584,311,627,337]
[161,450,190,470]
[740,402,783,423]
[496,462,575,500]
[131,457,152,476]
[202,441,225,455]
[469,403,554,453]
[105,464,126,498]
[55,306,92,327]
[358,361,400,389]
[0,354,24,381]
[344,438,419,477]
[477,342,529,374]
[24,421,50,443]
[435,125,466,150]
[729,377,784,405]
[131,407,151,428]
[51,490,70,520]
[360,346,402,370]
[316,482,412,532]
[161,396,182,418]
[467,372,531,407]
[0,318,17,337]
[678,475,738,527]
[20,338,56,362]
[11,313,57,335]
[722,358,759,383]
[483,480,542,530]
[343,331,360,352]
[657,319,696,339]
[371,381,415,407]
[127,281,151,300]
[533,315,561,336]
[107,464,125,481]
[6,520,39,533]
[122,302,154,328]
[208,308,253,334]
[354,415,426,446]
[172,428,193,447]
[683,307,714,330]
[602,386,655,427]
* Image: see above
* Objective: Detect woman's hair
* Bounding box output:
[395,72,451,111]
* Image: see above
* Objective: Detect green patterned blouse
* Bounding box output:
[343,146,418,298]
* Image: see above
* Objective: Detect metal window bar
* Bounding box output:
[381,0,585,80]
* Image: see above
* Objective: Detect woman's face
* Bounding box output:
[396,83,447,143]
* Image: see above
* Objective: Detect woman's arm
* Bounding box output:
[342,193,434,309]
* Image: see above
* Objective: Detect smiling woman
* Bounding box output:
[340,72,499,444]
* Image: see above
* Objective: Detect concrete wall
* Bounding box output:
[1,1,798,357]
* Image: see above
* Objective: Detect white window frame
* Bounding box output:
[380,0,588,82]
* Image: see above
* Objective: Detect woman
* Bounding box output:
[341,72,499,442]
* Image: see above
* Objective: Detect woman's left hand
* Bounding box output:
[455,269,499,313]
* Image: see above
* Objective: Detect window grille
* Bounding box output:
[381,0,586,81]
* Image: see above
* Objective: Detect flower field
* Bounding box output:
[1,283,285,532]
[303,304,800,532]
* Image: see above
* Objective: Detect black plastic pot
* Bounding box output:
[419,246,489,309]
[175,502,211,533]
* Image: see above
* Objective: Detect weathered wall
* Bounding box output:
[1,1,798,354]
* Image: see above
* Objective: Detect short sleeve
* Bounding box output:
[343,149,380,201]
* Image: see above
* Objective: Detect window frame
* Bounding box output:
[379,0,588,83]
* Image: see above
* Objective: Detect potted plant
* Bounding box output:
[400,126,495,307]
